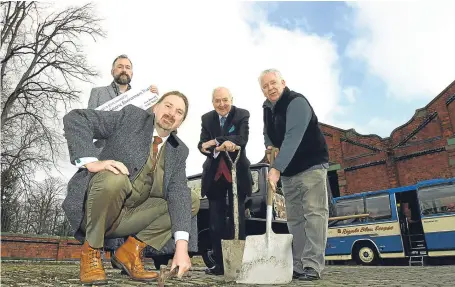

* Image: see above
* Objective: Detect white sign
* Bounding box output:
[95,85,160,111]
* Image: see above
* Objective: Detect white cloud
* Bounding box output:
[347,1,455,101]
[47,1,343,179]
[358,117,400,138]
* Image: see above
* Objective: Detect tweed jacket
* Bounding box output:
[87,82,129,109]
[62,105,192,245]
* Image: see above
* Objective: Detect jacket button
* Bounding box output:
[133,168,138,172]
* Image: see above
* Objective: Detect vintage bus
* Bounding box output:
[325,178,455,266]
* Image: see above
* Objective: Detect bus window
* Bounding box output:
[334,197,365,225]
[365,194,392,221]
[418,184,455,215]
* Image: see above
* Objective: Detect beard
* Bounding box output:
[156,115,175,131]
[114,72,131,85]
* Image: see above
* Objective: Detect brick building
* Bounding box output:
[322,79,455,197]
[258,80,455,197]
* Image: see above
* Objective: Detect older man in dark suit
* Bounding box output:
[198,87,252,275]
[62,91,199,285]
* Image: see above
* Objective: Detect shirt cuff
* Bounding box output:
[174,231,189,242]
[213,139,221,158]
[75,157,99,168]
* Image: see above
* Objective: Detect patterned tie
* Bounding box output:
[220,116,226,128]
[151,136,163,170]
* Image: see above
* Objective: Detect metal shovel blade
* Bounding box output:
[221,239,246,281]
[220,146,245,282]
[236,220,293,284]
[236,148,293,284]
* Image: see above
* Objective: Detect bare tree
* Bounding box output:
[1,1,106,231]
[2,177,71,236]
[25,177,65,234]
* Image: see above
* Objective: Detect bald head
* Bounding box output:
[212,86,233,116]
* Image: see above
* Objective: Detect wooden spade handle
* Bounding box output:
[266,147,278,207]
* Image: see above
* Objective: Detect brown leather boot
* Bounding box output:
[111,236,158,281]
[80,241,108,285]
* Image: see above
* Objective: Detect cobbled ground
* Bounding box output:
[1,259,455,287]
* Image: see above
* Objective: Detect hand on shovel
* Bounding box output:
[216,141,238,152]
[267,168,280,193]
[268,178,277,194]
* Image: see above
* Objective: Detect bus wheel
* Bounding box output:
[354,243,378,265]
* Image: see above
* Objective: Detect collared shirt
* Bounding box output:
[111,81,131,96]
[153,129,168,153]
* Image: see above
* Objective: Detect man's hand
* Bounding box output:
[200,139,216,154]
[149,85,159,95]
[268,167,280,192]
[85,160,129,175]
[266,146,279,163]
[215,140,236,152]
[171,240,191,278]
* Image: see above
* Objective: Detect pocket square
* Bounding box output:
[228,125,235,133]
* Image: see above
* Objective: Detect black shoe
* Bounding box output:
[205,265,224,275]
[293,271,304,279]
[298,267,320,281]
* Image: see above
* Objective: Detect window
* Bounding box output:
[418,184,455,215]
[333,197,365,225]
[365,194,392,221]
[187,178,204,199]
[251,170,259,193]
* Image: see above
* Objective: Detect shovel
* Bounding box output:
[220,145,245,282]
[157,265,178,287]
[236,147,293,285]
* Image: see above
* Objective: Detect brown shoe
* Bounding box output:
[80,241,108,285]
[111,236,158,281]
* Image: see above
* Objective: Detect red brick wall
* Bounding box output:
[322,80,455,196]
[396,152,452,186]
[344,165,390,195]
[0,233,111,261]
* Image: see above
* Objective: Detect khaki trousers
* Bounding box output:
[80,171,200,250]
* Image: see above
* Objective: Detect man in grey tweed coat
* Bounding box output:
[62,91,198,284]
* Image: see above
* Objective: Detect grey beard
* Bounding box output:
[114,74,131,85]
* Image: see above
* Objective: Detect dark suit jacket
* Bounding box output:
[62,105,192,244]
[198,106,253,198]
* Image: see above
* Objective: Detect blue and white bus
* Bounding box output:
[325,178,455,265]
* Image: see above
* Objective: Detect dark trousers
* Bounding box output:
[208,176,246,268]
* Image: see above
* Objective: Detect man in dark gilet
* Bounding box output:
[259,69,329,281]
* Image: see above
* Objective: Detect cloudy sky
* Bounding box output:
[50,0,455,180]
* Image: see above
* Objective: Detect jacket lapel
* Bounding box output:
[163,133,180,194]
[213,111,222,137]
[222,106,236,135]
[107,84,117,100]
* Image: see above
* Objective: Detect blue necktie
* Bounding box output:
[220,116,226,127]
